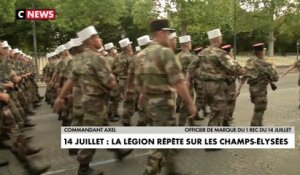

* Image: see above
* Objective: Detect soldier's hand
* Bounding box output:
[187,103,197,119]
[0,93,10,103]
[53,97,65,113]
[4,82,14,89]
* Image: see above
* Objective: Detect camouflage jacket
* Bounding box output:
[105,55,115,69]
[75,48,115,96]
[188,46,239,81]
[69,54,84,88]
[176,50,197,75]
[135,42,184,95]
[242,56,279,85]
[112,51,131,79]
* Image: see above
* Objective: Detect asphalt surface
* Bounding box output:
[1,70,300,175]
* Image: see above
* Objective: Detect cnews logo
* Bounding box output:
[16,9,56,20]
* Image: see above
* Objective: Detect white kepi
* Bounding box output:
[119,38,132,48]
[169,32,177,39]
[77,26,98,42]
[104,43,115,50]
[179,35,191,44]
[1,41,9,48]
[137,35,151,46]
[207,29,222,39]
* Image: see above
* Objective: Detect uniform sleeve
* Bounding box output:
[219,52,236,71]
[127,57,135,74]
[94,56,115,86]
[187,57,200,75]
[163,48,185,85]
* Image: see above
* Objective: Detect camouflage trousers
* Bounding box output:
[8,92,26,128]
[249,82,268,126]
[144,92,179,175]
[122,91,136,126]
[202,81,227,126]
[71,86,83,126]
[77,95,109,164]
[224,80,237,122]
[108,88,119,116]
[194,81,208,117]
[178,86,194,126]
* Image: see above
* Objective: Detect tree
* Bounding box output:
[238,0,300,56]
[0,0,17,23]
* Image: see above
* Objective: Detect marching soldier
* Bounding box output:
[104,43,120,122]
[236,43,279,126]
[190,46,209,119]
[135,19,196,175]
[126,35,152,126]
[187,29,243,128]
[177,35,200,126]
[221,45,244,126]
[74,26,131,175]
[112,38,133,126]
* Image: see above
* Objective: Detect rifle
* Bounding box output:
[254,59,278,91]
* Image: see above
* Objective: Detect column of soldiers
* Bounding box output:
[44,18,279,175]
[0,40,50,174]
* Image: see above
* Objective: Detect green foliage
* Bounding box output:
[0,0,17,23]
[0,0,299,54]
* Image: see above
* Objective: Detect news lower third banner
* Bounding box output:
[61,127,295,149]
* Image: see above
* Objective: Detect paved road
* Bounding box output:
[1,71,300,175]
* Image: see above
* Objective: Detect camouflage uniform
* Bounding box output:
[69,55,84,126]
[188,46,242,126]
[106,54,119,119]
[224,59,244,125]
[112,51,133,125]
[135,42,185,174]
[241,57,279,126]
[127,53,149,126]
[292,60,300,102]
[74,48,115,164]
[176,50,196,126]
[54,56,71,123]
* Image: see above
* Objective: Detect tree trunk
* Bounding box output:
[268,30,275,57]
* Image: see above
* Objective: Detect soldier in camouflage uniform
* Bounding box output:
[236,43,279,126]
[104,43,120,122]
[187,29,243,128]
[191,46,209,119]
[50,45,71,123]
[127,35,152,126]
[282,54,300,108]
[43,52,57,104]
[177,35,201,126]
[135,19,196,175]
[72,26,131,175]
[221,45,244,126]
[112,38,133,126]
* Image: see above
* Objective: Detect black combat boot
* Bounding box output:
[78,163,103,175]
[115,149,133,161]
[24,162,51,175]
[0,159,9,167]
[25,104,35,115]
[108,113,119,122]
[68,149,78,155]
[11,140,50,175]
